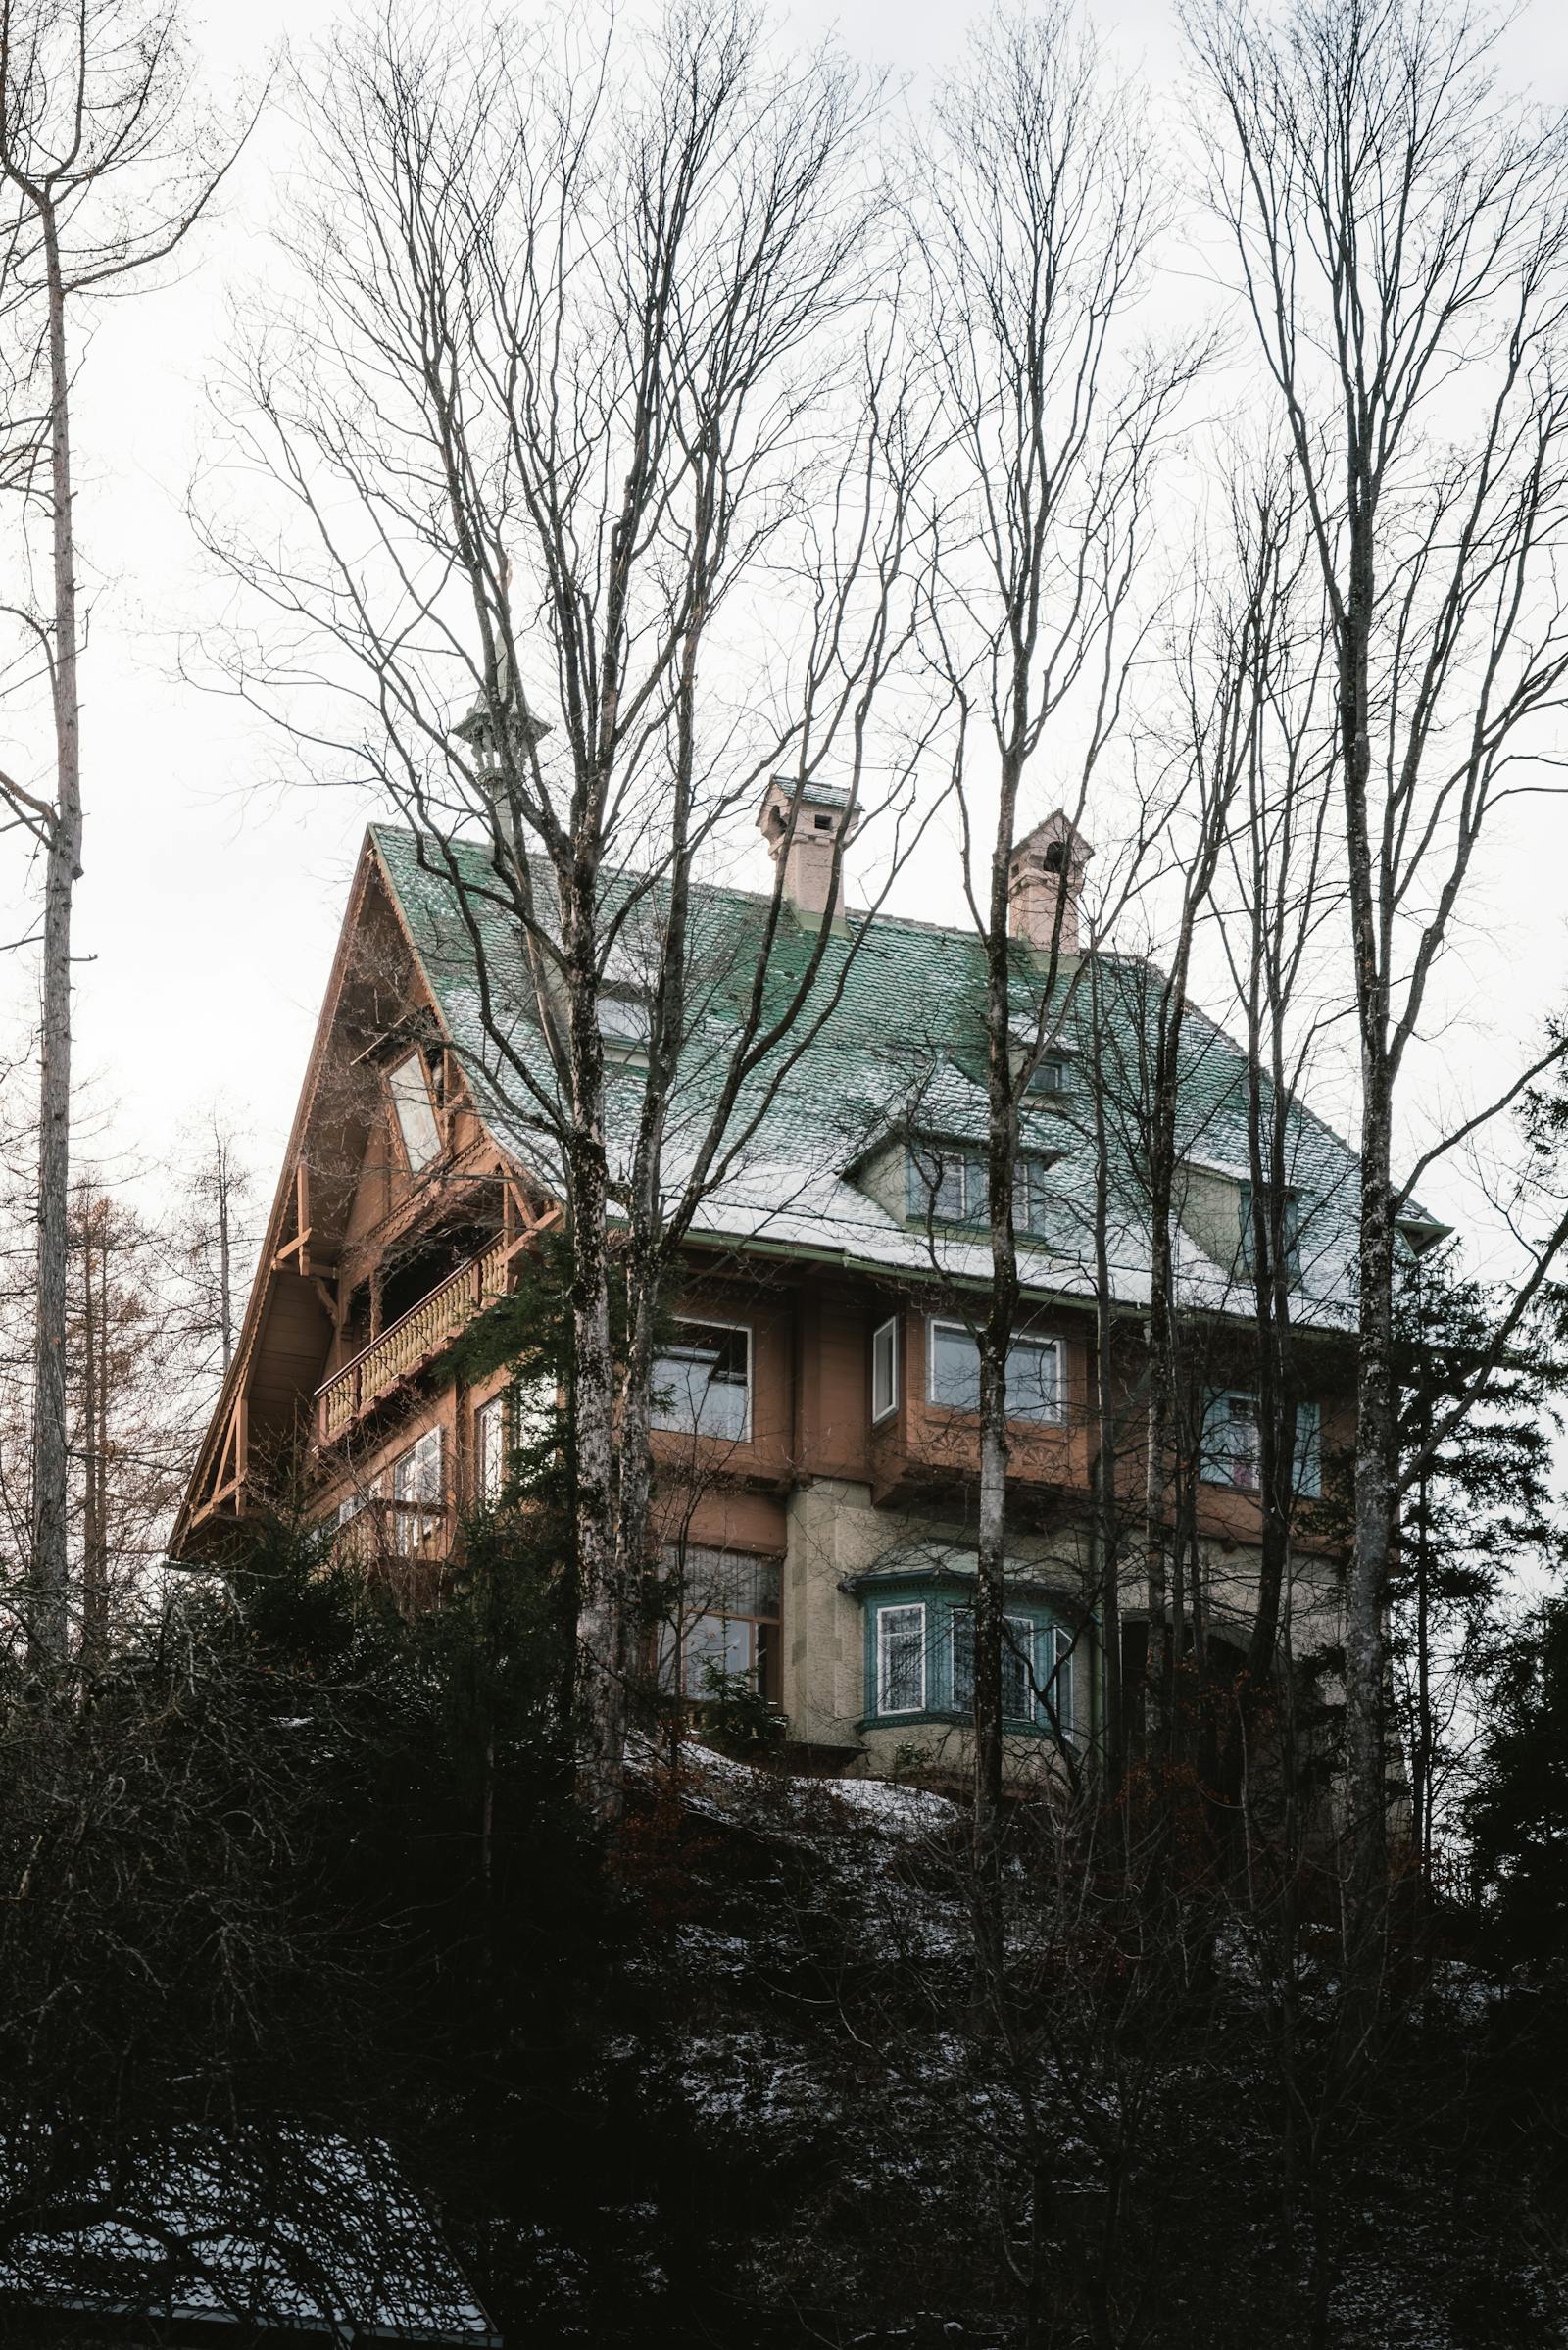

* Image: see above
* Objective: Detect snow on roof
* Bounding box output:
[370,824,1370,1333]
[0,2131,499,2345]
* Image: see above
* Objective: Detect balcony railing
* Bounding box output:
[317,1237,511,1444]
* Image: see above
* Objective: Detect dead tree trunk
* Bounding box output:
[27,202,79,1663]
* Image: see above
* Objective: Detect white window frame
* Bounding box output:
[386,1050,443,1174]
[952,1609,1038,1722]
[475,1393,507,1505]
[871,1314,900,1424]
[390,1425,444,1553]
[925,1319,1063,1425]
[926,1318,982,1412]
[876,1602,926,1715]
[1047,1626,1075,1737]
[1002,1615,1036,1720]
[1006,1332,1064,1424]
[651,1317,753,1444]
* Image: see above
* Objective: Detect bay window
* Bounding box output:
[871,1314,900,1423]
[876,1603,927,1714]
[858,1577,1080,1741]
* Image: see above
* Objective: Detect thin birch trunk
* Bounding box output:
[29,204,80,1667]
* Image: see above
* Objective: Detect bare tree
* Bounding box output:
[201,0,934,1825]
[913,2,1203,1894]
[177,1109,258,1387]
[0,0,244,1662]
[1190,0,1568,1923]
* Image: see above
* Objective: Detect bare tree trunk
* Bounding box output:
[0,2,238,1661]
[974,755,1023,1912]
[216,1132,234,1376]
[1088,963,1124,1789]
[913,5,1199,1903]
[1190,0,1568,1972]
[562,918,622,1827]
[28,206,79,1666]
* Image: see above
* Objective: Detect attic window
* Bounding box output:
[388,1053,442,1173]
[906,1142,1054,1237]
[599,989,652,1059]
[1239,1182,1301,1282]
[813,812,833,830]
[1027,1053,1069,1097]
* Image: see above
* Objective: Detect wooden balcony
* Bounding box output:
[316,1238,511,1444]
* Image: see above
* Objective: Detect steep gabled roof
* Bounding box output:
[370,824,1371,1327]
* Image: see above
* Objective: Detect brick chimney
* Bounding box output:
[757,777,861,923]
[1007,811,1094,953]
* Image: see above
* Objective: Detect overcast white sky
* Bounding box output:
[7,0,1568,1254]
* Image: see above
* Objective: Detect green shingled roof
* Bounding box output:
[370,823,1370,1325]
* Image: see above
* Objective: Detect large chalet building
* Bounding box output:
[173,788,1435,1780]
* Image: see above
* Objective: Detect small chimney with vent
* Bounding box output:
[1007,810,1094,954]
[757,777,861,923]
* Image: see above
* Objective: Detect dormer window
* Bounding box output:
[1027,1053,1070,1097]
[599,988,652,1062]
[906,1142,1054,1238]
[1239,1182,1301,1282]
[908,1142,986,1228]
[387,1052,442,1173]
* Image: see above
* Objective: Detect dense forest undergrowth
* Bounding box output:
[5,1505,1568,2350]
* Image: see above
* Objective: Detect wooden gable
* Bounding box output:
[172,840,520,1557]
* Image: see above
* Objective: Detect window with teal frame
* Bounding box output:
[1199,1390,1321,1498]
[857,1575,1078,1738]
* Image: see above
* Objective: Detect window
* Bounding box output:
[1200,1392,1321,1498]
[952,1612,1036,1721]
[387,1052,442,1172]
[1205,1391,1261,1491]
[651,1320,751,1441]
[871,1315,900,1423]
[876,1603,926,1713]
[907,1143,986,1227]
[1047,1627,1075,1736]
[1018,1156,1054,1237]
[599,989,652,1058]
[926,1321,1063,1424]
[475,1395,507,1505]
[390,1426,443,1552]
[1238,1182,1301,1281]
[658,1547,780,1701]
[1007,1335,1062,1421]
[908,1144,1053,1237]
[1027,1053,1070,1097]
[862,1586,1077,1737]
[928,1319,982,1410]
